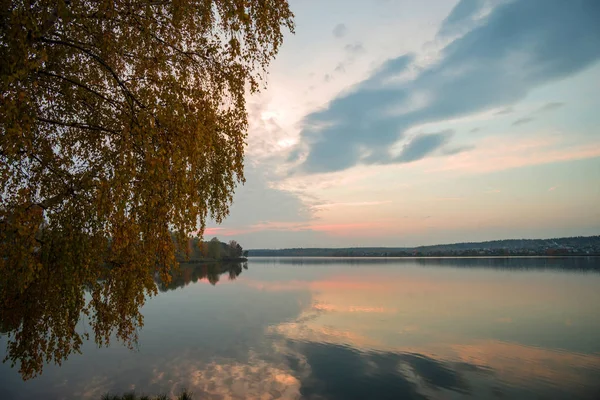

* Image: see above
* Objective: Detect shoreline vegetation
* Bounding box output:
[248,235,600,258]
[179,257,248,263]
[177,237,248,263]
[102,390,192,400]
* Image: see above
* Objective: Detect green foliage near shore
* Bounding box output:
[101,389,192,400]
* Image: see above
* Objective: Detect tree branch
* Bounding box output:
[37,37,145,109]
[37,117,119,135]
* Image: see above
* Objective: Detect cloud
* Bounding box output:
[443,145,475,155]
[291,0,600,174]
[512,117,534,126]
[332,23,347,38]
[311,200,392,210]
[548,186,558,191]
[334,63,346,73]
[437,0,494,38]
[344,42,365,54]
[536,102,565,113]
[395,131,453,162]
[429,136,600,174]
[495,106,514,115]
[204,219,414,240]
[204,164,310,240]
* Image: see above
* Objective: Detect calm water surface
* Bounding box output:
[1,257,600,399]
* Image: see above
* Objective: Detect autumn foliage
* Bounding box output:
[0,0,293,379]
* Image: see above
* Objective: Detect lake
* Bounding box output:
[1,257,600,399]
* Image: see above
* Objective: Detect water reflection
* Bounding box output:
[282,341,481,400]
[259,257,600,399]
[1,257,600,399]
[251,256,600,271]
[157,262,247,291]
[279,339,600,399]
[0,260,246,380]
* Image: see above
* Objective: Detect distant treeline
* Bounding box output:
[248,235,600,257]
[178,237,248,262]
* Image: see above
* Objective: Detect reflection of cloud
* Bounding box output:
[281,341,480,399]
[313,303,397,313]
[451,340,600,391]
[74,375,113,399]
[270,323,379,349]
[399,325,420,334]
[152,354,301,399]
[240,279,310,292]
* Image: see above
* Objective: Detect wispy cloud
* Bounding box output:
[495,106,514,115]
[290,0,600,174]
[429,137,600,174]
[512,117,534,126]
[431,197,464,202]
[548,186,558,191]
[395,131,454,162]
[205,219,425,239]
[332,23,347,38]
[536,102,565,113]
[311,200,392,210]
[344,42,365,54]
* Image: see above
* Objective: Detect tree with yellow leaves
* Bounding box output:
[0,0,293,379]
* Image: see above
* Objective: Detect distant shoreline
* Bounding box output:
[247,235,600,258]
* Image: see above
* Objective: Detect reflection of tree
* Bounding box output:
[158,262,246,291]
[0,260,247,379]
[0,253,153,380]
[0,0,292,383]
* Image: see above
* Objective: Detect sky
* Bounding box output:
[206,0,600,249]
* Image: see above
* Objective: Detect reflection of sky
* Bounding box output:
[1,258,600,399]
[254,258,600,399]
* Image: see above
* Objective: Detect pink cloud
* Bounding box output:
[311,200,393,210]
[429,136,600,174]
[548,186,558,191]
[203,219,416,239]
[203,227,224,236]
